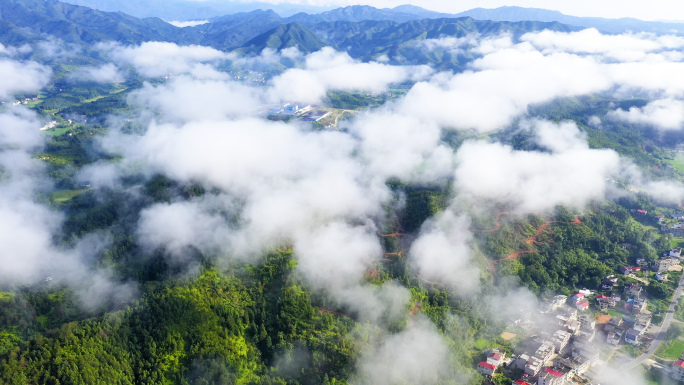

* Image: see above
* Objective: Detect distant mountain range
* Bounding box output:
[1,0,683,67]
[58,0,684,35]
[0,0,580,54]
[0,0,197,45]
[453,6,684,34]
[54,0,334,19]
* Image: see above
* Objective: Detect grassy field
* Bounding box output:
[52,189,89,203]
[671,237,684,249]
[657,339,684,360]
[641,224,658,231]
[43,126,73,136]
[667,153,684,173]
[620,343,644,358]
[473,338,491,350]
[676,298,684,322]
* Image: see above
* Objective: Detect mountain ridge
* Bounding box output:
[3,0,683,61]
[453,6,684,34]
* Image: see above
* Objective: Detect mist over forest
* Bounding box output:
[2,1,684,384]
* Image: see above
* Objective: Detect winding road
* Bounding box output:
[621,271,684,370]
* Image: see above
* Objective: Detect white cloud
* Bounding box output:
[0,108,134,306]
[395,29,684,132]
[167,20,208,28]
[71,63,124,83]
[409,211,480,294]
[0,59,51,99]
[0,43,32,56]
[104,115,390,259]
[399,48,610,131]
[103,41,231,78]
[522,28,684,61]
[137,198,234,259]
[292,222,411,322]
[350,111,454,182]
[271,47,433,103]
[127,76,265,123]
[355,318,451,385]
[294,222,381,293]
[453,120,621,210]
[420,35,479,53]
[608,99,684,130]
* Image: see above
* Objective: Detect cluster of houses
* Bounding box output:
[481,301,601,385]
[476,348,506,377]
[476,274,665,385]
[473,213,684,384]
[597,280,653,346]
[9,96,39,106]
[620,247,682,282]
[660,213,684,236]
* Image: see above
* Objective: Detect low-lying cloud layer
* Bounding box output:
[0,59,51,99]
[90,30,684,326]
[6,26,684,384]
[102,41,231,78]
[271,47,433,103]
[403,29,684,132]
[454,120,622,211]
[609,98,684,130]
[70,63,124,84]
[0,107,134,307]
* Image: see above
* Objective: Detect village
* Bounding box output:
[476,241,684,385]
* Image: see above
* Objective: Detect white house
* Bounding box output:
[625,329,640,345]
[477,361,495,376]
[537,368,569,385]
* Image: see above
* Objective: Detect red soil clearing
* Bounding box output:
[384,251,403,257]
[488,216,581,268]
[379,232,405,238]
[410,302,422,316]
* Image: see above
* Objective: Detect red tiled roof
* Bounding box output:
[488,353,501,360]
[577,301,589,308]
[597,295,607,299]
[545,368,563,378]
[478,361,496,370]
[573,293,586,297]
[515,380,530,385]
[674,360,684,368]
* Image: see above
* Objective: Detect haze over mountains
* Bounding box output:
[59,0,684,34]
[0,0,578,65]
[5,0,683,73]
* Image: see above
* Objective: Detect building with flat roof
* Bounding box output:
[538,367,569,385]
[551,330,571,352]
[524,356,544,376]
